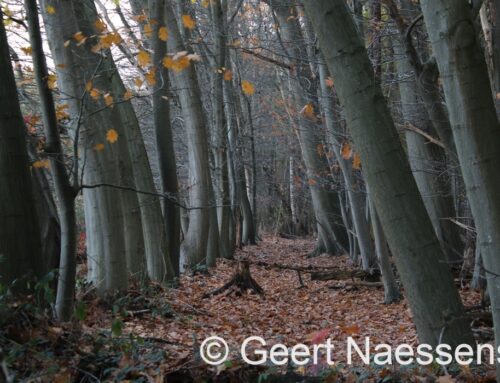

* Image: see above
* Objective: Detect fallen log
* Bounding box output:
[311,270,376,281]
[329,281,384,289]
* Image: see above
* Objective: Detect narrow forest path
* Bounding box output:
[81,236,485,381]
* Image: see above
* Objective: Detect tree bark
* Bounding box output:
[0,7,43,291]
[303,0,474,348]
[420,0,500,375]
[26,0,77,320]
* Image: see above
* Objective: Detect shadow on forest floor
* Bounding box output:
[1,236,496,382]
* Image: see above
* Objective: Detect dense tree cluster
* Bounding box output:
[2,0,500,379]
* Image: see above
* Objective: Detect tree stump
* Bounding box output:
[203,261,264,298]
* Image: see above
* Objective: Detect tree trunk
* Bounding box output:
[0,8,43,291]
[26,0,77,320]
[165,0,212,269]
[392,36,463,265]
[303,0,474,348]
[149,0,181,277]
[420,0,500,375]
[41,0,130,293]
[272,1,348,255]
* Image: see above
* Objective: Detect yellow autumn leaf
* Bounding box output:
[73,31,86,45]
[241,80,255,96]
[162,55,190,72]
[94,143,105,151]
[104,93,114,107]
[137,50,151,68]
[353,152,362,169]
[33,159,50,169]
[89,88,100,100]
[100,33,122,49]
[106,128,119,144]
[223,69,232,81]
[95,19,107,33]
[341,142,352,160]
[301,103,315,119]
[55,104,70,121]
[46,5,56,14]
[158,26,169,41]
[85,81,93,92]
[201,0,209,7]
[145,68,157,86]
[47,74,57,90]
[182,14,196,30]
[134,77,144,89]
[21,46,33,55]
[123,89,133,100]
[143,23,153,38]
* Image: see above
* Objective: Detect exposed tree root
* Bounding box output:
[203,261,264,298]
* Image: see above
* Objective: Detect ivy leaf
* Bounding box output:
[74,301,87,321]
[111,318,123,337]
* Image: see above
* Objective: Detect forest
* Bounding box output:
[1,0,500,381]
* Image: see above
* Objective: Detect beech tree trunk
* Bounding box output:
[420,0,500,376]
[26,0,77,320]
[165,0,212,269]
[272,1,349,255]
[0,8,43,291]
[303,0,474,348]
[392,36,463,265]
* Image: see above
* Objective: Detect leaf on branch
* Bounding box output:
[95,19,107,33]
[33,159,50,169]
[89,88,101,100]
[162,54,191,72]
[46,5,56,14]
[104,93,114,107]
[182,14,196,30]
[21,46,32,56]
[46,74,57,90]
[143,23,153,38]
[123,89,133,100]
[223,69,232,81]
[94,143,105,151]
[106,129,119,144]
[73,31,87,45]
[241,80,255,96]
[137,50,151,68]
[145,68,157,86]
[341,142,352,160]
[325,77,334,88]
[158,26,169,41]
[353,152,362,170]
[300,103,315,119]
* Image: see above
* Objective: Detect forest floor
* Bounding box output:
[1,236,496,382]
